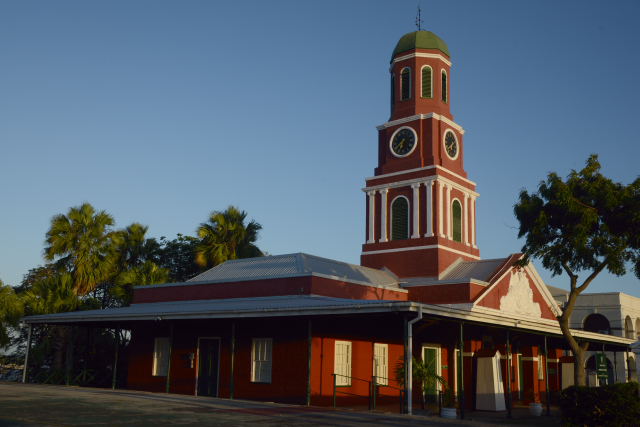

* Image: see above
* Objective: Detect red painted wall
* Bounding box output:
[133,275,407,305]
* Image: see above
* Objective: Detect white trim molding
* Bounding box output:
[391,52,452,69]
[365,164,476,187]
[361,244,480,260]
[376,113,464,135]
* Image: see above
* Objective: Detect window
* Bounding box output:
[452,200,462,243]
[391,197,409,241]
[537,346,544,380]
[421,66,432,98]
[401,67,411,100]
[251,338,272,383]
[441,70,447,103]
[334,341,352,386]
[390,74,395,113]
[153,337,170,376]
[373,344,388,385]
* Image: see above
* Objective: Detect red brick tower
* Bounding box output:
[360,31,480,278]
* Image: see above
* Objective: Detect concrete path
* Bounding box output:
[0,382,556,426]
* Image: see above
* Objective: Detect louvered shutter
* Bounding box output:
[373,344,388,385]
[154,338,170,376]
[334,341,351,386]
[391,198,409,241]
[401,68,410,100]
[441,71,447,103]
[422,67,432,98]
[252,338,272,383]
[452,200,462,243]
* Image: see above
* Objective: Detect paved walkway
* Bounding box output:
[0,382,558,426]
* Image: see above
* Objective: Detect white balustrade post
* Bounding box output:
[379,189,388,243]
[425,181,433,237]
[367,191,376,244]
[411,184,420,239]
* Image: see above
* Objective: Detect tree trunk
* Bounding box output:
[573,346,586,387]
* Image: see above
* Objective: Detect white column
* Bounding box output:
[464,193,469,246]
[438,181,445,237]
[446,185,452,240]
[471,196,477,248]
[379,189,388,243]
[411,183,420,239]
[367,191,376,244]
[425,181,434,237]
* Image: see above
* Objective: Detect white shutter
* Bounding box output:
[334,341,352,386]
[153,338,170,376]
[373,344,388,385]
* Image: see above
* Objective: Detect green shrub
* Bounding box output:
[556,382,640,427]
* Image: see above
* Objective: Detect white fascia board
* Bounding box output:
[365,165,476,187]
[401,279,489,288]
[362,174,479,198]
[390,52,452,70]
[362,244,481,260]
[375,113,464,135]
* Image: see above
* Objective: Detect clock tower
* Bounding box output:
[360,30,480,278]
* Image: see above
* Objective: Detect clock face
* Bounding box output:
[390,127,417,157]
[444,131,458,159]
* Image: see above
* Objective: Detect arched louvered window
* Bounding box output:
[421,66,432,98]
[391,197,409,241]
[401,67,411,101]
[452,200,462,243]
[441,70,447,103]
[391,75,395,113]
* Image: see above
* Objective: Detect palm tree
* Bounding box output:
[116,223,161,270]
[21,273,81,370]
[195,206,263,268]
[43,203,121,296]
[110,261,170,306]
[0,279,23,347]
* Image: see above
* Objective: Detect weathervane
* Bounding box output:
[415,4,424,31]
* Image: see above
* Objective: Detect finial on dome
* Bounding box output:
[415,4,424,31]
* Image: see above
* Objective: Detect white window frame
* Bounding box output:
[400,67,411,101]
[373,343,388,385]
[334,341,352,386]
[422,343,442,397]
[390,195,411,240]
[251,338,272,383]
[420,65,433,99]
[153,337,170,377]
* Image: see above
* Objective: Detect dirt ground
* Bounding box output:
[0,382,560,426]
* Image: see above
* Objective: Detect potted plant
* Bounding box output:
[440,387,457,419]
[527,388,542,416]
[393,356,447,414]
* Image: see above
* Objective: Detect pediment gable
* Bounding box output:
[472,254,561,321]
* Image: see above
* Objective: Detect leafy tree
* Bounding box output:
[514,155,640,386]
[195,206,263,269]
[110,261,170,306]
[43,203,121,296]
[0,279,23,347]
[157,234,204,282]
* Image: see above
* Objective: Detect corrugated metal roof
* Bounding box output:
[23,295,400,324]
[187,253,398,288]
[441,258,506,282]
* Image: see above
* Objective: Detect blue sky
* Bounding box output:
[1,1,639,296]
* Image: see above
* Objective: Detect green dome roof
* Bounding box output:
[391,31,449,61]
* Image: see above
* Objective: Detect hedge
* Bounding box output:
[556,382,640,427]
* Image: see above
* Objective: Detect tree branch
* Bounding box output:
[576,257,610,293]
[561,262,578,290]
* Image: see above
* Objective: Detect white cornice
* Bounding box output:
[362,174,480,198]
[365,165,476,187]
[376,113,464,135]
[390,52,452,70]
[361,244,480,260]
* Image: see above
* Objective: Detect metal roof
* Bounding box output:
[440,258,506,282]
[184,253,399,288]
[22,295,400,324]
